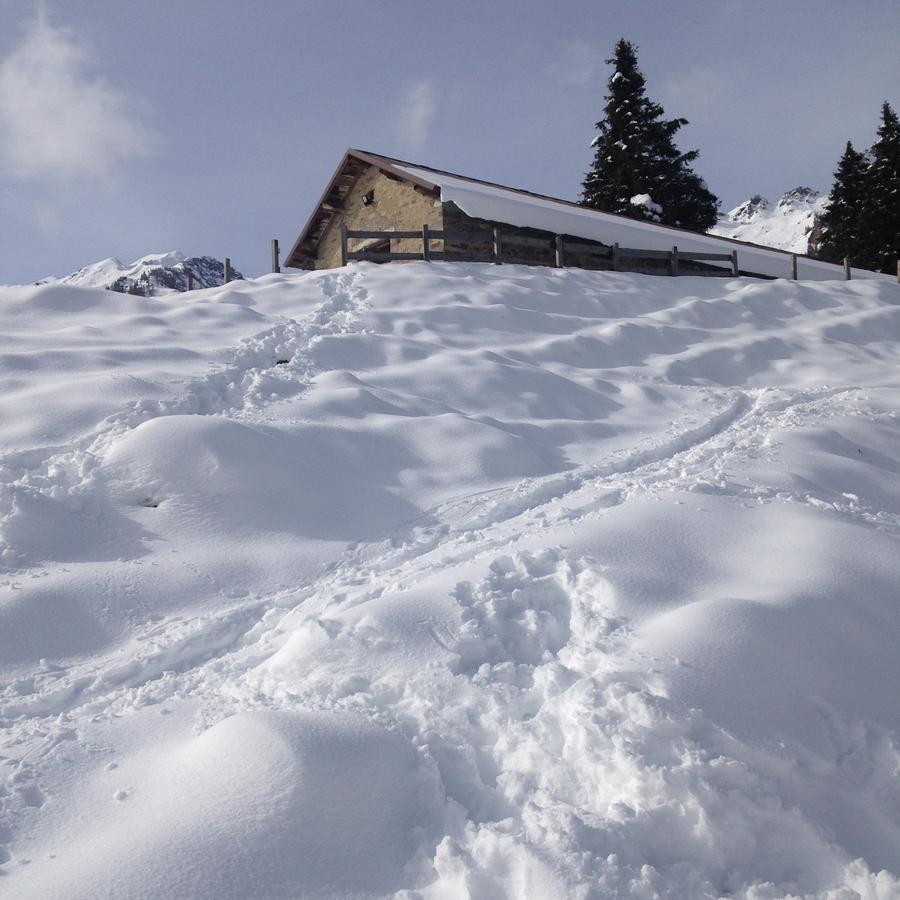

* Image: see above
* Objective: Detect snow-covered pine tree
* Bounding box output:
[580,38,719,232]
[857,102,900,274]
[814,141,869,264]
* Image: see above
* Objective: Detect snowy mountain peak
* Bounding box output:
[710,187,827,254]
[39,252,243,296]
[729,194,770,223]
[776,186,821,209]
[131,251,187,269]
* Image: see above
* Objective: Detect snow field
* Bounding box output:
[1,262,899,897]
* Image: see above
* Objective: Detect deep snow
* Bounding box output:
[0,262,899,898]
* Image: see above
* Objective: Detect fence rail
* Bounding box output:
[340,224,741,277]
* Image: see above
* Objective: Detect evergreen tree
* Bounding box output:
[581,39,719,232]
[815,141,869,264]
[857,102,900,273]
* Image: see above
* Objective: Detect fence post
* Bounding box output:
[186,268,194,291]
[223,257,232,285]
[422,224,431,262]
[731,250,739,277]
[492,227,502,264]
[790,253,798,280]
[611,242,619,271]
[555,234,564,268]
[670,246,678,276]
[340,224,348,267]
[843,256,851,280]
[272,239,280,273]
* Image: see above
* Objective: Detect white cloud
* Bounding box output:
[0,12,161,183]
[547,39,599,87]
[395,79,436,151]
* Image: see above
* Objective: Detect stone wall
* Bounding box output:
[317,166,444,269]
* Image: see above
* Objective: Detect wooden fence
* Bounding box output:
[340,223,740,277]
[208,236,900,290]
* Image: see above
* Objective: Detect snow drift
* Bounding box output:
[0,261,899,898]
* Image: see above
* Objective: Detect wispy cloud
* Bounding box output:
[0,11,161,183]
[395,79,436,151]
[547,39,600,87]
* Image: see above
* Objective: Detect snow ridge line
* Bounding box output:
[0,271,370,570]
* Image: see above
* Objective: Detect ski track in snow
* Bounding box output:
[1,263,899,897]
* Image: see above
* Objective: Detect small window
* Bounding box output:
[362,190,375,207]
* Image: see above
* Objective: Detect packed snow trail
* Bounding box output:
[1,262,899,898]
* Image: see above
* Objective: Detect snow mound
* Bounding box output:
[101,414,420,542]
[15,710,444,900]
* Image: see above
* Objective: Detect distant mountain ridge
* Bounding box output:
[39,252,243,296]
[710,187,827,255]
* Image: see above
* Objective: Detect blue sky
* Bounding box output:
[1,0,898,283]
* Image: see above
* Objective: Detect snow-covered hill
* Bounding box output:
[38,251,243,296]
[1,262,899,898]
[711,187,828,254]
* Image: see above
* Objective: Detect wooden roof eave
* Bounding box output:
[283,149,439,269]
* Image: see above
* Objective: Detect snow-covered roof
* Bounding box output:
[289,150,890,281]
[392,160,885,282]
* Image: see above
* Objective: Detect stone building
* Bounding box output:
[284,150,444,270]
[283,150,884,282]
